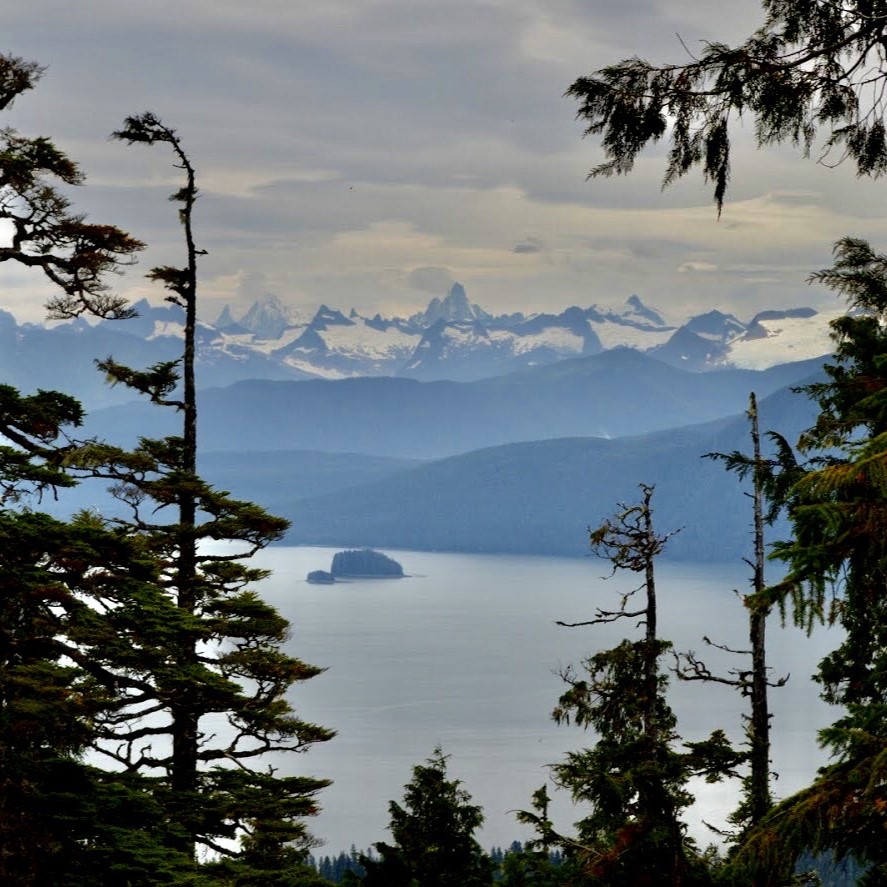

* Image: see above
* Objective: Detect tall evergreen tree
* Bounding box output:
[720,393,778,834]
[350,747,492,887]
[728,237,887,883]
[0,54,332,881]
[535,486,738,885]
[61,113,336,869]
[0,54,201,884]
[678,393,788,851]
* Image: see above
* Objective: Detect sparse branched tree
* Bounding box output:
[676,393,789,857]
[529,485,739,886]
[568,0,887,213]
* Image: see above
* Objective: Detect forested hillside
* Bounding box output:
[276,376,818,561]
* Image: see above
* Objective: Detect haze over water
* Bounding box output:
[256,547,839,853]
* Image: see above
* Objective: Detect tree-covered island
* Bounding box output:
[331,549,405,578]
[307,570,336,584]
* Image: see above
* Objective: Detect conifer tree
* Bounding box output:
[507,787,577,886]
[0,507,208,886]
[567,0,887,213]
[350,747,492,887]
[0,53,332,880]
[566,10,887,873]
[728,237,887,883]
[0,55,216,884]
[677,393,789,850]
[722,394,777,832]
[60,113,336,869]
[535,486,738,885]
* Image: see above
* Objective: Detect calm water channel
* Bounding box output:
[252,547,838,853]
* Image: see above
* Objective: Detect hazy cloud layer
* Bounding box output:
[4,1,884,323]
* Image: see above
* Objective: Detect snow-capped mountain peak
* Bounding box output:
[413,283,482,326]
[308,305,355,330]
[684,309,746,342]
[27,283,837,403]
[215,305,237,329]
[238,294,299,339]
[624,293,668,327]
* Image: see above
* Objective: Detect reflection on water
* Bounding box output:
[252,547,838,852]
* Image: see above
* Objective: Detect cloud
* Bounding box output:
[678,261,718,273]
[513,236,544,254]
[5,0,887,326]
[406,266,455,294]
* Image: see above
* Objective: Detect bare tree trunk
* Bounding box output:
[171,137,200,855]
[748,392,772,826]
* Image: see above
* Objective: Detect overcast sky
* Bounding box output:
[6,0,887,325]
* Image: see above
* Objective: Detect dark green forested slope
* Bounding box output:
[53,370,822,562]
[282,376,819,561]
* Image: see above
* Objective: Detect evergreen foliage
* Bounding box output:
[311,841,568,885]
[569,5,887,873]
[0,53,190,884]
[727,238,887,883]
[67,113,335,866]
[495,844,570,887]
[0,55,332,882]
[496,797,577,886]
[349,747,493,887]
[527,486,740,885]
[0,55,143,313]
[568,0,887,213]
[311,847,373,883]
[0,508,196,885]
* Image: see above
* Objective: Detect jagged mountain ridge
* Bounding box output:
[7,284,837,409]
[195,284,838,379]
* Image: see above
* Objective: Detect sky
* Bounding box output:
[6,0,887,325]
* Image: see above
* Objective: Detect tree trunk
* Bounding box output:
[748,392,771,826]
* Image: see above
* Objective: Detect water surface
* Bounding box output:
[256,547,837,852]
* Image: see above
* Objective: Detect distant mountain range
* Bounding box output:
[4,284,837,408]
[83,349,826,459]
[204,285,837,381]
[50,363,821,563]
[14,280,839,564]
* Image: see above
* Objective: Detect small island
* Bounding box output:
[306,570,335,584]
[306,549,405,582]
[332,549,404,578]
